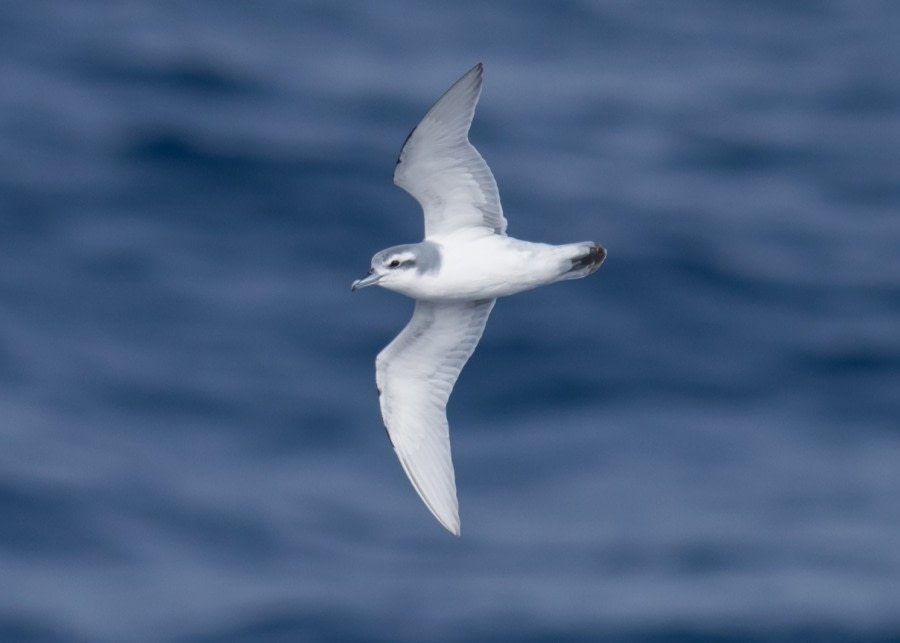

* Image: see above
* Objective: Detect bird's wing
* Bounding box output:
[375,298,495,535]
[393,63,508,238]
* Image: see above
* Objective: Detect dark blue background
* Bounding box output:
[2,2,899,641]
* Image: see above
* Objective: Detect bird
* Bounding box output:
[352,63,605,536]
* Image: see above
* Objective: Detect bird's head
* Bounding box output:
[351,243,440,292]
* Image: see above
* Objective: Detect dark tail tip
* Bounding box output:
[572,243,606,275]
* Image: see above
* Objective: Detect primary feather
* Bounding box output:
[376,299,495,536]
[394,63,508,237]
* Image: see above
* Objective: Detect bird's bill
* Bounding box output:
[351,271,381,291]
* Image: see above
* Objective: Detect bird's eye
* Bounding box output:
[389,259,400,268]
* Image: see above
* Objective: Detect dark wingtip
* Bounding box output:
[396,63,484,169]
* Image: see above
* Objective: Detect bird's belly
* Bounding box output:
[409,238,567,300]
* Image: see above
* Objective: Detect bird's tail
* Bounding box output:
[559,242,607,280]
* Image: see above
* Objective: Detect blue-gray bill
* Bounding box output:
[351,271,381,291]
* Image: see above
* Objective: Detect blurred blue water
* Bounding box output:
[2,1,899,641]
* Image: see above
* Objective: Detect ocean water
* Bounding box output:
[2,1,899,641]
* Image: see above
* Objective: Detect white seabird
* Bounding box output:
[352,63,605,535]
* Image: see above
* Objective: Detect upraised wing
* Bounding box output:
[394,63,508,238]
[375,299,495,535]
